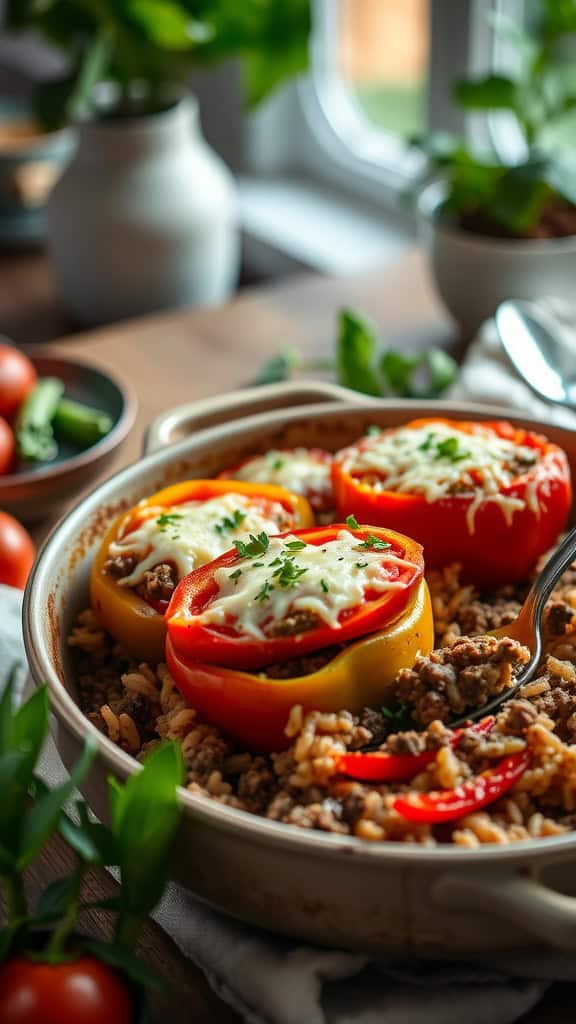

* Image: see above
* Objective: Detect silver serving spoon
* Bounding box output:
[451,524,576,726]
[495,299,576,408]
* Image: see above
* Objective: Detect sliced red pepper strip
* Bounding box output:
[392,749,530,824]
[335,717,494,782]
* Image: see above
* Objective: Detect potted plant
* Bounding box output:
[0,672,183,1022]
[415,0,576,336]
[5,1,310,326]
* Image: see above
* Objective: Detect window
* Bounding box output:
[339,0,430,141]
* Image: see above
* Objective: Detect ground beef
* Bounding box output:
[533,687,576,742]
[495,699,539,735]
[88,692,156,744]
[358,707,390,746]
[395,635,531,726]
[237,757,278,814]
[457,596,522,637]
[104,554,137,579]
[545,601,575,638]
[137,563,177,604]
[266,610,321,637]
[263,645,342,679]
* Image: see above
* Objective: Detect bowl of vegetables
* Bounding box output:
[0,342,136,523]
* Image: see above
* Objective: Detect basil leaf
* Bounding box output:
[455,74,518,111]
[36,876,79,921]
[16,736,96,871]
[112,741,183,918]
[251,349,299,386]
[337,309,382,397]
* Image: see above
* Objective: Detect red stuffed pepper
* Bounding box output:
[165,523,433,750]
[332,418,571,587]
[219,447,334,516]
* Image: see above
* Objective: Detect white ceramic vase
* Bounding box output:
[419,182,576,337]
[47,96,239,326]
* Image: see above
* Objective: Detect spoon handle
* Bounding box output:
[521,524,576,650]
[450,526,576,727]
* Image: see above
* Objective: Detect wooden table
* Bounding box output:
[7,246,574,1021]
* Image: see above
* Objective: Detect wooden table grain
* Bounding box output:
[4,246,574,1021]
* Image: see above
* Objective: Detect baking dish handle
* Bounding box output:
[144,381,370,455]
[433,871,576,950]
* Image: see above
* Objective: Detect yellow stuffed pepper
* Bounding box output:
[90,479,313,663]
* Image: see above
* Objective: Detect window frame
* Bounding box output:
[245,0,479,209]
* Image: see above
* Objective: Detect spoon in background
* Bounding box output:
[495,299,576,409]
[450,524,576,726]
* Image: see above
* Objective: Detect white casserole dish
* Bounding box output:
[23,381,576,955]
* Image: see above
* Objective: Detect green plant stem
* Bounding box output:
[45,866,85,960]
[4,873,27,924]
[115,909,141,949]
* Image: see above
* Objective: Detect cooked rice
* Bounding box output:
[69,554,576,846]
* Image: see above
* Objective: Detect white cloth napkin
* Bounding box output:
[8,323,576,1023]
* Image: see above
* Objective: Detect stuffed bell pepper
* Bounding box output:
[219,446,334,516]
[165,521,434,751]
[332,418,571,587]
[90,479,313,663]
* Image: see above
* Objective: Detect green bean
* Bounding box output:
[53,398,113,448]
[14,377,64,462]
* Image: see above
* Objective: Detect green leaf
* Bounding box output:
[111,742,183,919]
[0,666,18,756]
[491,162,554,233]
[380,350,420,398]
[336,309,382,397]
[251,348,299,386]
[36,876,78,921]
[410,131,466,165]
[126,0,211,51]
[427,349,458,396]
[455,74,518,111]
[83,938,164,991]
[16,737,96,871]
[486,12,538,67]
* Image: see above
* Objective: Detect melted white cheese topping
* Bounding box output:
[341,423,546,534]
[109,493,290,587]
[227,448,331,500]
[198,530,412,640]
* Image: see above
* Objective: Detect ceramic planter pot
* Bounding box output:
[419,182,576,338]
[46,96,239,326]
[22,381,576,957]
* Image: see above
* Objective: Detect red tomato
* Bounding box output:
[0,512,35,589]
[0,345,36,421]
[332,418,572,587]
[166,524,424,671]
[0,416,15,474]
[0,956,133,1024]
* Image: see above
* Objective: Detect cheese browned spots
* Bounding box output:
[339,423,548,533]
[108,493,292,588]
[198,530,412,640]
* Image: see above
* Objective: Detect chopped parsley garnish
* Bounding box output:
[418,432,435,452]
[284,540,307,551]
[157,512,183,531]
[271,457,285,470]
[255,580,273,602]
[380,704,414,729]
[357,533,392,551]
[214,509,246,534]
[228,568,242,584]
[272,558,308,588]
[320,578,329,593]
[419,433,470,462]
[434,437,470,462]
[366,424,381,436]
[346,514,359,529]
[234,532,270,558]
[355,560,368,569]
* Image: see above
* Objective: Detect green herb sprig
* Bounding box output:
[250,309,457,400]
[214,509,246,535]
[0,670,183,989]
